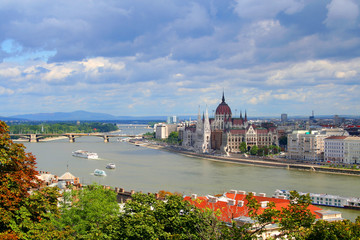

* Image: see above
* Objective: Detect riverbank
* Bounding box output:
[141,142,360,176]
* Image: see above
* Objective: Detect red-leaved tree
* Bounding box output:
[0,121,72,239]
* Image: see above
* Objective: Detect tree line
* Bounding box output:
[1,121,360,239]
[240,142,281,156]
[8,122,118,134]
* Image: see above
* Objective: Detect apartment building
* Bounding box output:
[287,129,348,161]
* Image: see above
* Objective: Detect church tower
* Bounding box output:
[194,106,211,153]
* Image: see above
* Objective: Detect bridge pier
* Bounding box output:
[30,134,38,143]
[103,135,109,143]
[68,135,76,143]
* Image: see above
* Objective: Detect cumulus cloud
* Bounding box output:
[324,0,359,29]
[0,0,359,116]
[233,0,304,19]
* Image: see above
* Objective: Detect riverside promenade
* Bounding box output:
[142,142,360,176]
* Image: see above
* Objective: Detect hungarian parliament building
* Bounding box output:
[180,93,279,154]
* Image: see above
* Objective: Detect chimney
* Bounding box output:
[191,194,197,200]
[208,196,218,203]
[228,199,236,206]
[238,190,246,195]
[229,190,237,195]
[260,201,269,208]
[259,193,266,197]
[238,201,244,207]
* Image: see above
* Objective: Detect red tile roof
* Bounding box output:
[184,191,322,223]
[325,136,347,140]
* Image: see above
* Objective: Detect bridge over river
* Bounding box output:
[10,133,139,143]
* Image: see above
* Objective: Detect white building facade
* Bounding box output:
[287,129,349,161]
[325,136,360,164]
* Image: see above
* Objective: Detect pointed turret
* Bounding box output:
[240,110,243,120]
[245,110,247,122]
[196,106,203,133]
[197,106,201,122]
[204,106,210,132]
[222,91,225,103]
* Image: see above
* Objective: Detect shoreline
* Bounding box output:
[142,142,360,177]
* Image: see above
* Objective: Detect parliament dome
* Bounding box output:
[215,93,232,115]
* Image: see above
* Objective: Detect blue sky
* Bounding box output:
[0,0,359,117]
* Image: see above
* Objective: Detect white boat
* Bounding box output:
[106,163,116,169]
[94,169,106,176]
[72,150,99,159]
[274,189,360,209]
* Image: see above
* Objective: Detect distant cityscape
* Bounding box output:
[154,93,360,165]
[2,93,360,165]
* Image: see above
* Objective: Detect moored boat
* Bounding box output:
[72,150,99,159]
[106,163,116,169]
[274,189,360,209]
[94,169,106,176]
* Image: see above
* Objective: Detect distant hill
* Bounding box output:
[0,116,27,121]
[9,111,167,121]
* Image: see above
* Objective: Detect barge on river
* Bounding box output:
[274,189,360,210]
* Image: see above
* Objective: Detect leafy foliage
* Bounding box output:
[239,142,247,153]
[242,191,317,239]
[306,218,360,240]
[2,119,360,239]
[112,193,225,239]
[0,121,69,239]
[250,145,259,155]
[9,122,118,134]
[58,184,120,239]
[167,131,181,145]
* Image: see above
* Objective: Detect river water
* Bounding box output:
[22,126,359,221]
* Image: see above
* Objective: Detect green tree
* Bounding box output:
[305,218,360,240]
[59,184,120,239]
[0,121,69,239]
[240,142,247,153]
[277,191,316,239]
[242,191,316,239]
[112,193,224,239]
[250,145,258,155]
[167,131,180,145]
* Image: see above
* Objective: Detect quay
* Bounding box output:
[142,142,360,176]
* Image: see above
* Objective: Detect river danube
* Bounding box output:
[23,127,359,221]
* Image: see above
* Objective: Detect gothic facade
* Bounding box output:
[182,107,211,153]
[181,93,279,154]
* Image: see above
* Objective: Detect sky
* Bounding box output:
[0,0,359,117]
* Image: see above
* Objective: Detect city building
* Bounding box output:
[155,123,178,139]
[334,115,345,127]
[167,116,178,124]
[281,113,288,123]
[182,107,211,153]
[287,129,349,161]
[324,136,360,164]
[344,137,360,164]
[181,93,279,154]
